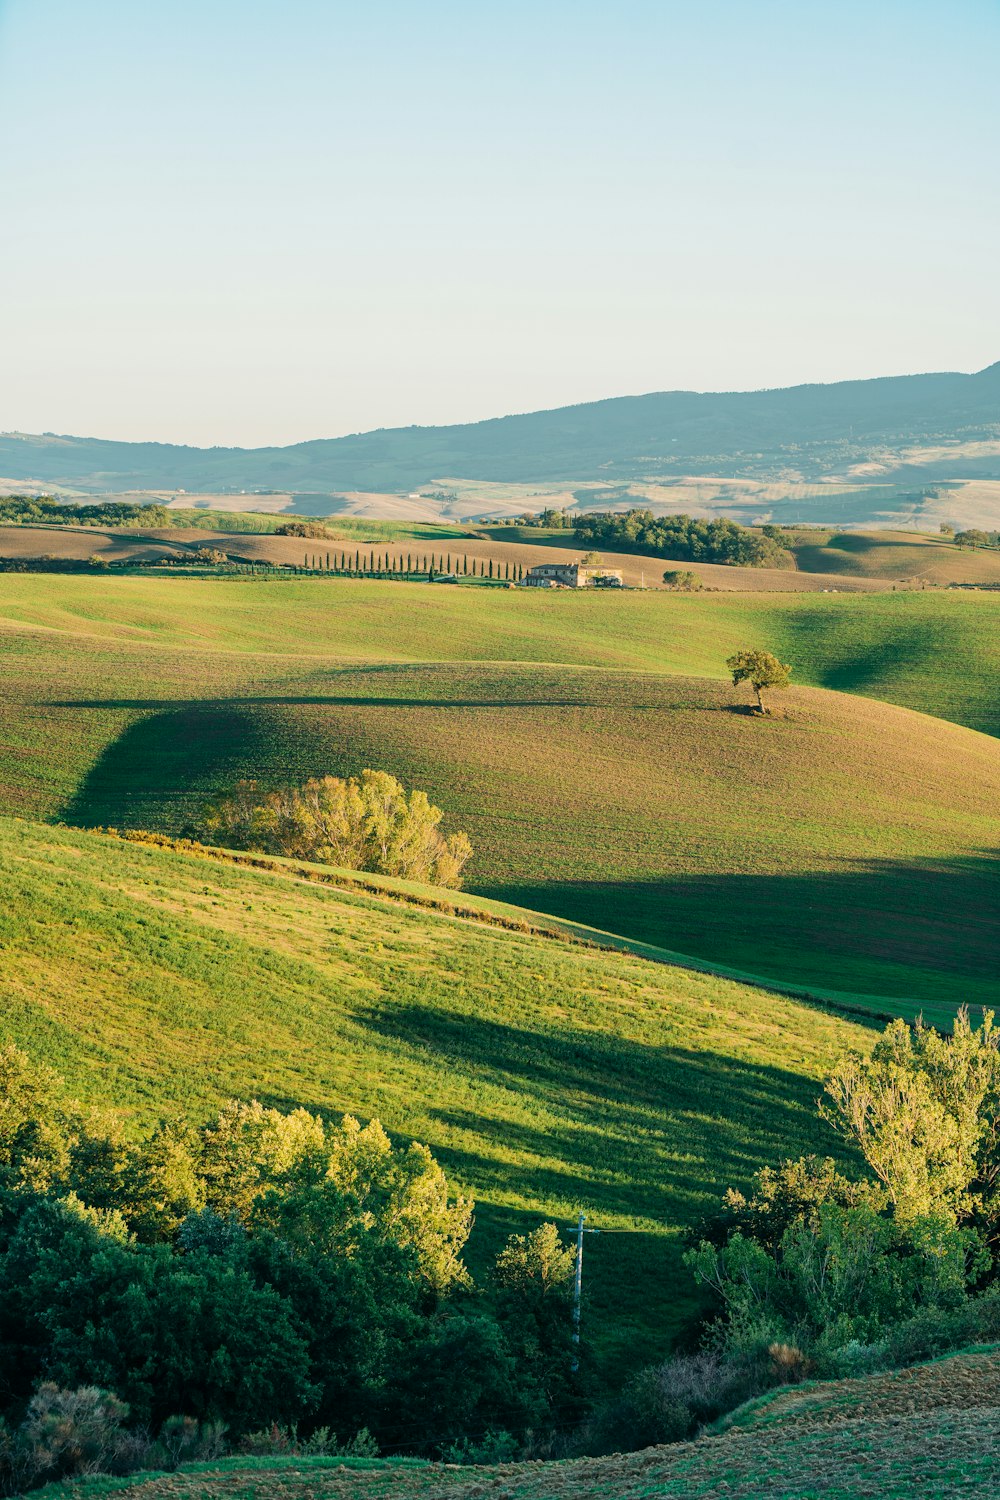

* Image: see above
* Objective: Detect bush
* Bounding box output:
[440,1429,520,1464]
[3,1385,131,1492]
[275,522,335,538]
[239,1423,377,1458]
[582,1351,768,1454]
[197,770,473,888]
[156,1414,227,1469]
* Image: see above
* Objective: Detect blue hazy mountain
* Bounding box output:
[2,363,998,495]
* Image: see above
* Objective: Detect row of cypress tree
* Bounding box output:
[243,553,526,580]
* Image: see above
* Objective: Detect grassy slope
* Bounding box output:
[0,576,998,727]
[788,528,1000,585]
[0,578,997,1013]
[0,816,868,1374]
[35,1348,1000,1498]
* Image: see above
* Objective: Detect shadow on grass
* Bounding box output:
[481,854,1000,1009]
[355,1001,839,1225]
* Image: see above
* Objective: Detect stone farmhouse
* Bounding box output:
[520,561,624,589]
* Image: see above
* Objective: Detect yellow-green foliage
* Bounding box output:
[199,771,472,887]
[0,816,869,1373]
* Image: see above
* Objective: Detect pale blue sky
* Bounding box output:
[0,0,997,446]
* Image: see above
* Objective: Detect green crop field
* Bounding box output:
[34,1348,1000,1499]
[0,815,869,1375]
[787,527,1000,585]
[0,577,997,1015]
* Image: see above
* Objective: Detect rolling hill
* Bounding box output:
[0,815,868,1373]
[0,577,997,1017]
[3,361,999,496]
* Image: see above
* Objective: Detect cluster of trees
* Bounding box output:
[587,1009,1000,1456]
[687,1010,1000,1372]
[197,771,473,888]
[256,549,525,581]
[505,509,576,529]
[574,511,794,568]
[0,498,170,527]
[954,529,1000,549]
[140,547,231,567]
[274,522,337,538]
[661,569,703,591]
[0,1045,579,1488]
[0,556,113,574]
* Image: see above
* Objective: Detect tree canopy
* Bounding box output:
[575,511,793,568]
[725,649,792,711]
[197,770,473,888]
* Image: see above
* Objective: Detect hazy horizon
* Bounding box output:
[4,356,997,453]
[1,0,997,448]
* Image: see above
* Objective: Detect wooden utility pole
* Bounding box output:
[568,1212,598,1371]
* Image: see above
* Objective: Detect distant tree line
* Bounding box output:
[574,511,794,568]
[955,529,1000,549]
[0,1046,580,1490]
[0,498,171,527]
[0,550,529,582]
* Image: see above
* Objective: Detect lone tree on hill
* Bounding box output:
[726,647,791,713]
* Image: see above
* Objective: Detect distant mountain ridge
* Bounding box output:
[2,362,999,496]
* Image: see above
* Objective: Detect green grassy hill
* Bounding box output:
[35,1347,1000,1499]
[0,578,997,1014]
[787,527,1000,585]
[0,815,868,1375]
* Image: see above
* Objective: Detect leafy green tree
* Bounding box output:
[688,1155,878,1253]
[725,648,792,712]
[661,569,702,591]
[492,1224,576,1421]
[0,1046,71,1194]
[198,770,472,887]
[820,1009,1000,1227]
[687,1202,987,1356]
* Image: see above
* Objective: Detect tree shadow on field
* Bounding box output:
[482,852,1000,1013]
[355,1000,840,1227]
[58,694,598,830]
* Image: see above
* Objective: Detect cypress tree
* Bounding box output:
[488,559,494,579]
[463,554,468,575]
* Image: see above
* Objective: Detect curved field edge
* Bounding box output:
[32,1349,1000,1499]
[0,815,871,1372]
[99,829,913,1026]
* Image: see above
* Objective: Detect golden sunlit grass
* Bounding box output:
[0,815,869,1374]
